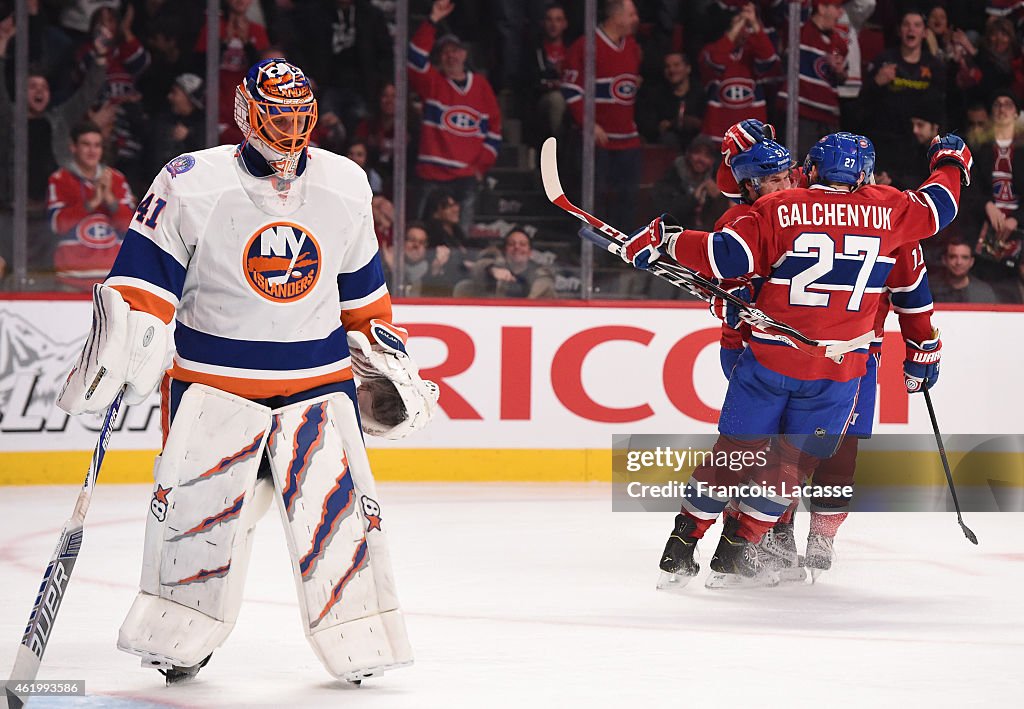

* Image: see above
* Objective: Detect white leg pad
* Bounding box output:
[267,392,412,680]
[118,384,273,667]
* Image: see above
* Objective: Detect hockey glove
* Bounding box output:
[721,120,776,166]
[709,279,758,329]
[57,284,169,414]
[347,319,440,439]
[903,330,942,393]
[621,213,682,269]
[928,134,973,186]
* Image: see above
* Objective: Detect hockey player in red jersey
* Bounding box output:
[711,128,943,583]
[620,129,970,586]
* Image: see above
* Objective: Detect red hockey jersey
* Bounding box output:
[698,31,780,143]
[669,165,961,382]
[777,21,847,125]
[408,21,502,180]
[561,28,642,150]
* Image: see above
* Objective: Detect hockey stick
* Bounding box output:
[6,390,125,709]
[541,137,873,361]
[922,386,979,545]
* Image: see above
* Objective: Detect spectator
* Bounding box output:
[346,139,384,195]
[698,2,780,146]
[561,0,642,232]
[0,16,107,205]
[524,2,570,146]
[932,240,998,302]
[75,5,151,189]
[408,0,501,234]
[651,136,730,232]
[968,16,1022,107]
[194,0,270,144]
[779,0,848,158]
[423,186,474,287]
[835,0,877,133]
[354,81,405,195]
[47,121,136,291]
[970,90,1024,280]
[147,73,205,176]
[371,194,395,248]
[635,51,706,149]
[293,0,392,134]
[0,254,6,279]
[996,259,1024,303]
[6,0,76,98]
[860,9,946,169]
[965,101,991,148]
[381,222,453,297]
[888,97,944,190]
[455,227,557,298]
[136,16,194,118]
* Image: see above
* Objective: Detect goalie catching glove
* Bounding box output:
[347,319,439,439]
[903,330,941,393]
[57,284,170,415]
[620,213,683,269]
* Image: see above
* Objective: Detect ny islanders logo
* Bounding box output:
[243,222,321,302]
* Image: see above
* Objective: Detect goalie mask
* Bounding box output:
[234,58,318,181]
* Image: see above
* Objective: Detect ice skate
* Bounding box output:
[656,514,701,592]
[706,518,779,589]
[760,521,807,584]
[159,653,212,686]
[805,533,835,582]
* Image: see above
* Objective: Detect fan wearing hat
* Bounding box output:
[408,0,502,234]
[147,73,206,175]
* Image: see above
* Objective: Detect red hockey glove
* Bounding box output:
[621,213,681,269]
[904,331,941,393]
[722,119,776,166]
[928,134,973,186]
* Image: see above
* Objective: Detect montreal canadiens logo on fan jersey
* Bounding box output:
[442,105,483,135]
[610,74,638,104]
[75,214,119,248]
[719,78,756,107]
[243,222,321,302]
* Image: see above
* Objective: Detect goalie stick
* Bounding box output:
[540,137,874,361]
[6,390,124,709]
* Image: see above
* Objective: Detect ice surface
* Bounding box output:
[1,483,1021,708]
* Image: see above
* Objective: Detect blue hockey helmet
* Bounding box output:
[856,134,875,184]
[731,139,793,199]
[803,132,864,186]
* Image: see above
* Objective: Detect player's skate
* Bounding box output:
[760,521,807,584]
[805,533,835,582]
[158,653,212,686]
[706,517,779,589]
[656,514,701,592]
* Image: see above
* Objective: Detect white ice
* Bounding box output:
[1,483,1021,708]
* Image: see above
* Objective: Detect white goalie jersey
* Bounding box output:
[104,145,392,399]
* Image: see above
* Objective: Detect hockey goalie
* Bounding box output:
[56,58,439,685]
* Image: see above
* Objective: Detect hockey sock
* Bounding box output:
[680,435,768,539]
[736,438,819,543]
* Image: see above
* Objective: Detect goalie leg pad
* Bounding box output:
[266,392,413,680]
[118,384,273,667]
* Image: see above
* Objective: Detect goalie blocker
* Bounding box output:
[118,384,413,682]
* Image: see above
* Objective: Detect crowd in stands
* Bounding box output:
[1,0,1024,304]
